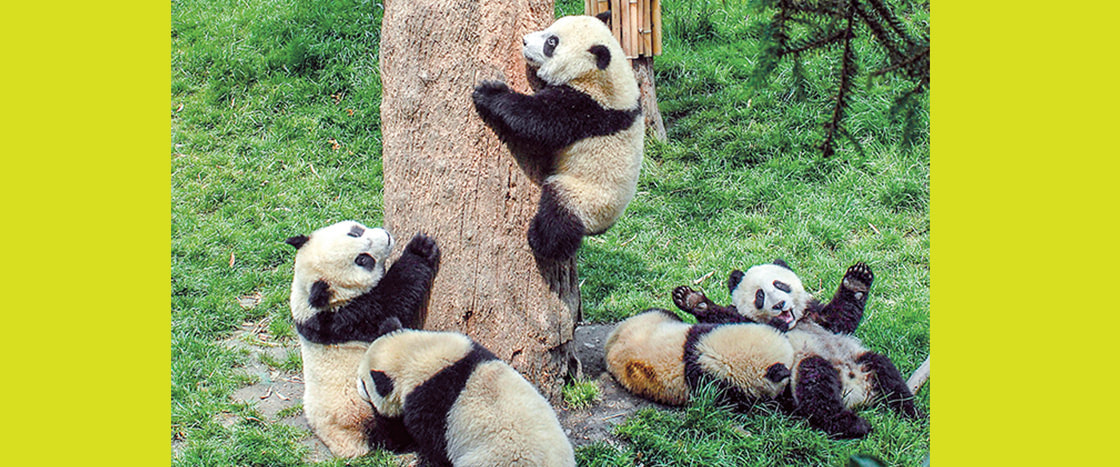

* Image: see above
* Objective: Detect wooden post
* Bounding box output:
[586,1,667,141]
[379,0,578,402]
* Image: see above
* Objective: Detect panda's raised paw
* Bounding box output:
[404,234,441,267]
[841,262,873,296]
[671,286,709,313]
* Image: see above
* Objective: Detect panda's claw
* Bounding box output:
[671,286,708,313]
[841,262,873,294]
[404,234,441,267]
[473,80,509,99]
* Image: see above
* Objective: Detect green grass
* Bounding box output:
[171,0,928,465]
[563,379,602,409]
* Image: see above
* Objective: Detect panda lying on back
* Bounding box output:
[285,221,440,457]
[671,261,921,438]
[472,12,644,261]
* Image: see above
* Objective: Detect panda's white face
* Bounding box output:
[731,264,810,331]
[522,15,615,86]
[290,221,393,312]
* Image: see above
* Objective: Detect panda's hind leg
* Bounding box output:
[857,351,921,419]
[528,184,585,261]
[794,355,872,439]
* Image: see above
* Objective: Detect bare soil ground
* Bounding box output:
[224,320,660,463]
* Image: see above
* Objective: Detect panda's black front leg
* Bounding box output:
[373,234,441,328]
[472,81,588,153]
[812,262,873,334]
[671,286,753,324]
[857,352,921,419]
[794,355,872,439]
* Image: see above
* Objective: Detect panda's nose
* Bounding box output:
[522,37,527,46]
[772,301,786,311]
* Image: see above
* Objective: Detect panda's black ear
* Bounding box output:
[377,317,403,337]
[369,370,394,397]
[285,235,309,250]
[773,259,793,271]
[595,11,612,27]
[589,45,611,70]
[727,270,745,293]
[308,280,332,308]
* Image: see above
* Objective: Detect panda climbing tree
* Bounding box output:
[378,0,580,402]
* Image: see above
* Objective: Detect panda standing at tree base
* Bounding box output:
[472,12,644,261]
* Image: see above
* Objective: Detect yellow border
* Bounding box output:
[1,2,168,464]
[934,2,1118,464]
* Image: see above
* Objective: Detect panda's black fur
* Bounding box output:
[672,261,921,439]
[472,13,644,261]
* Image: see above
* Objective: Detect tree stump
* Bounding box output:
[379,0,579,402]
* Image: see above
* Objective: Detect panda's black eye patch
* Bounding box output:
[369,370,394,397]
[355,253,377,270]
[544,35,559,57]
[347,225,365,238]
[754,289,765,309]
[773,280,791,293]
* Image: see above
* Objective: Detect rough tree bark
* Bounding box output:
[379,0,580,402]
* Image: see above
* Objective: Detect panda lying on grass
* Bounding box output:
[669,261,922,438]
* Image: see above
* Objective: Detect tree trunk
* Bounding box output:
[632,56,667,141]
[379,0,579,402]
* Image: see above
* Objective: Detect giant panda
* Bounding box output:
[355,318,575,467]
[284,220,440,457]
[604,309,794,409]
[472,12,643,261]
[671,261,920,439]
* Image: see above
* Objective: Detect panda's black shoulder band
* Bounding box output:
[401,343,497,465]
[683,324,719,391]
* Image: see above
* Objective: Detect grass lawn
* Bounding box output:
[171,0,929,465]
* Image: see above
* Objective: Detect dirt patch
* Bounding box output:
[223,321,660,462]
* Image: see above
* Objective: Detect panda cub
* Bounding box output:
[285,221,440,457]
[472,12,643,261]
[604,309,794,408]
[672,261,920,439]
[356,318,575,467]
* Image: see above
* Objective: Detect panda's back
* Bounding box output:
[550,118,643,233]
[444,360,574,466]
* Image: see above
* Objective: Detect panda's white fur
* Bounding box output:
[356,323,575,466]
[472,14,643,260]
[286,221,440,457]
[604,309,794,407]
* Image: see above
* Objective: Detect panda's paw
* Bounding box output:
[473,80,509,102]
[404,234,441,268]
[671,286,709,313]
[841,262,873,301]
